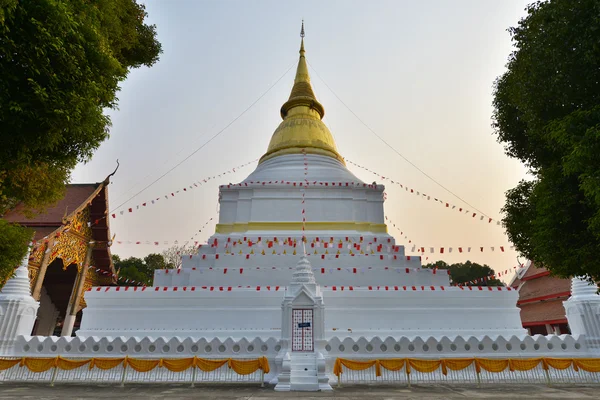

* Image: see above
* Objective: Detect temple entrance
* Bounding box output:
[292,309,313,352]
[32,259,78,336]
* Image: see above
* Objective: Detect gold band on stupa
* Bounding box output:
[259,26,344,165]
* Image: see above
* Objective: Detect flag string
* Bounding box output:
[346,159,503,227]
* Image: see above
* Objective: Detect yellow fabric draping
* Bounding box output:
[543,358,573,370]
[475,359,509,373]
[573,358,600,373]
[21,357,57,373]
[379,359,405,373]
[441,359,474,376]
[0,357,268,375]
[228,358,265,375]
[259,356,271,374]
[508,358,542,372]
[0,359,21,371]
[89,358,125,370]
[196,358,228,372]
[56,357,91,371]
[407,359,441,374]
[334,357,600,377]
[125,358,160,373]
[160,358,195,372]
[333,359,379,377]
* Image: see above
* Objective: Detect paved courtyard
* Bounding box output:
[0,383,598,399]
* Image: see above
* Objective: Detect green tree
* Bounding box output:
[0,220,32,285]
[492,0,600,280]
[423,260,504,286]
[0,0,161,285]
[113,253,172,286]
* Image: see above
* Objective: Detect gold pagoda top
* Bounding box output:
[259,23,344,165]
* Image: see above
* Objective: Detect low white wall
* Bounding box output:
[155,266,449,287]
[78,286,524,340]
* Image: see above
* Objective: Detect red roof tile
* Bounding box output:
[4,184,99,226]
[518,275,571,302]
[521,261,549,280]
[520,299,567,324]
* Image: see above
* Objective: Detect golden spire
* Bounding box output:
[259,22,344,165]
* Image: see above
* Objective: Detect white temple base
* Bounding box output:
[77,285,525,340]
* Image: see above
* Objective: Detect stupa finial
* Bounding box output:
[258,24,344,165]
[300,20,305,55]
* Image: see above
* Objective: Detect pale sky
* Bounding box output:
[72,0,532,279]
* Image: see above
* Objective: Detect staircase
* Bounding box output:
[289,352,319,391]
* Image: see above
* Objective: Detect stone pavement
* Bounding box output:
[0,384,598,399]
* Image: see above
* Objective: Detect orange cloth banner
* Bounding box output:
[228,357,269,375]
[56,357,91,371]
[508,358,542,372]
[160,358,195,372]
[334,357,600,377]
[407,359,441,374]
[125,358,160,373]
[0,357,269,375]
[89,358,125,370]
[334,359,380,376]
[543,358,573,370]
[20,357,57,373]
[0,359,21,371]
[441,358,474,375]
[573,358,600,373]
[196,358,228,372]
[475,359,509,373]
[379,359,405,373]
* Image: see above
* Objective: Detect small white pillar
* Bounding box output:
[545,323,553,335]
[0,247,40,353]
[274,256,331,392]
[564,277,600,352]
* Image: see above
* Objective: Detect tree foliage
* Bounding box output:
[0,219,32,286]
[492,0,600,280]
[113,253,172,286]
[162,244,199,270]
[422,260,504,286]
[0,0,161,281]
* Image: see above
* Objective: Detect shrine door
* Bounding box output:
[292,309,314,352]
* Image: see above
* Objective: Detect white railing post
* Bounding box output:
[260,369,264,387]
[120,362,128,387]
[190,366,197,388]
[49,366,58,387]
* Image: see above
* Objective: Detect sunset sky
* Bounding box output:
[72,0,533,279]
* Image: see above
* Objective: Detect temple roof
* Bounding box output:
[518,275,571,303]
[520,299,568,325]
[259,24,344,165]
[4,184,100,237]
[4,181,115,274]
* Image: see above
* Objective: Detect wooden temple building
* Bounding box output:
[510,261,571,336]
[3,178,116,337]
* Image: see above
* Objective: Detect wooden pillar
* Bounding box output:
[31,238,55,301]
[60,245,93,337]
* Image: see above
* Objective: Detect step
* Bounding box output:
[291,360,317,367]
[290,382,320,391]
[291,370,317,377]
[291,376,319,384]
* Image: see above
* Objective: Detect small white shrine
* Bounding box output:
[1,28,600,390]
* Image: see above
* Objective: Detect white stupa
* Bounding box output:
[79,32,525,342]
[62,29,596,389]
